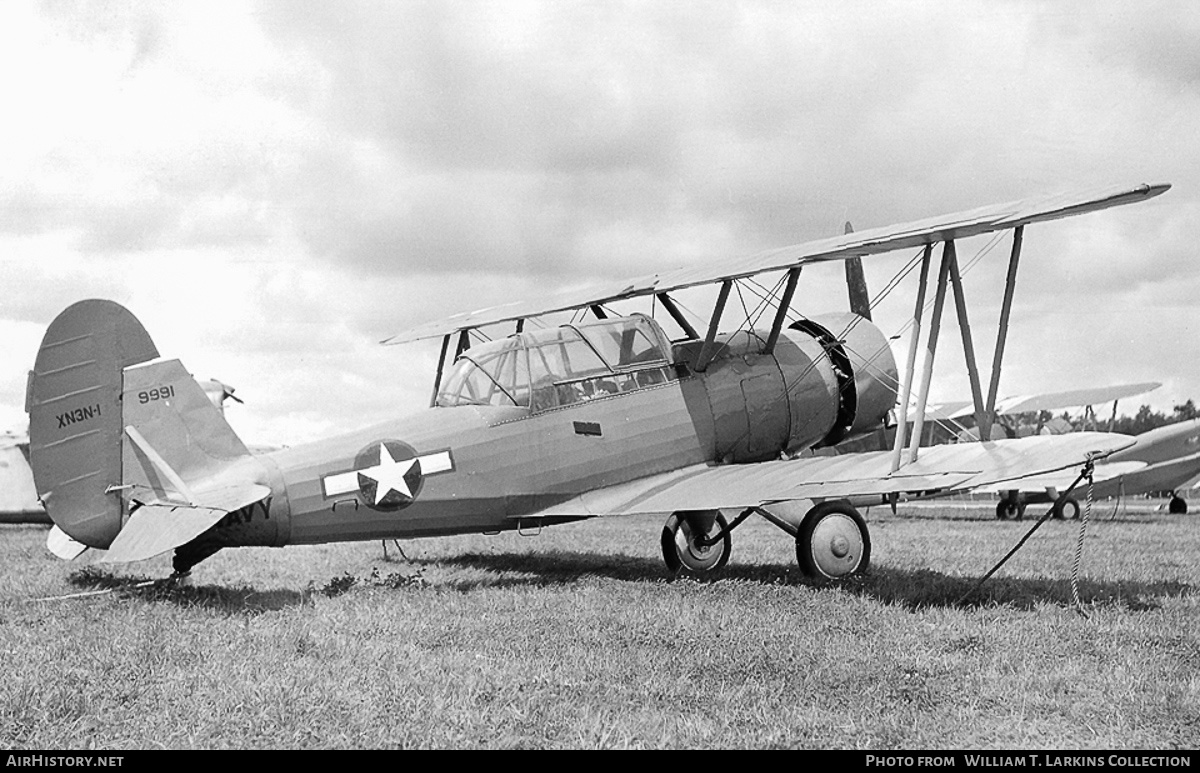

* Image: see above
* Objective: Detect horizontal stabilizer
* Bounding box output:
[101,481,271,564]
[47,526,90,561]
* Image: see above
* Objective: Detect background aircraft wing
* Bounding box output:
[925,382,1162,422]
[983,451,1200,498]
[976,461,1149,494]
[994,382,1162,415]
[385,183,1168,344]
[531,432,1134,517]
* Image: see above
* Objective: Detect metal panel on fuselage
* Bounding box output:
[266,374,716,545]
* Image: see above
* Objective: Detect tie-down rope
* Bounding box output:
[958,457,1097,613]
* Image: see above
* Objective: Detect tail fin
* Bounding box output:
[26,300,159,548]
[843,221,873,321]
[27,300,270,563]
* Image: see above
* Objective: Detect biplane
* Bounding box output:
[25,183,1169,580]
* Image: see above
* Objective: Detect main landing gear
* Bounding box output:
[660,510,732,574]
[660,500,871,581]
[995,496,1081,520]
[995,499,1025,520]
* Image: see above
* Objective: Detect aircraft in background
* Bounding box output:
[0,429,42,524]
[917,381,1200,519]
[23,183,1168,581]
[928,381,1162,442]
[0,380,245,526]
[991,417,1200,519]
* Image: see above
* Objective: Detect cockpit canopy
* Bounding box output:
[436,314,677,412]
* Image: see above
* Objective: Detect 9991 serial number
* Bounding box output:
[138,385,175,404]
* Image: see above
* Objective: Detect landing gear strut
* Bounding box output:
[658,501,871,580]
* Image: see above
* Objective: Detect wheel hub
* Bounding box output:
[811,514,863,578]
[668,512,729,573]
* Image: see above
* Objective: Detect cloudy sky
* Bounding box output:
[1,1,1197,446]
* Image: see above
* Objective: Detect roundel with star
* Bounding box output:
[353,440,425,511]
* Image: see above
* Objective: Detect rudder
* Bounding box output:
[27,300,159,548]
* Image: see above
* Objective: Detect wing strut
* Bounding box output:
[982,225,1024,440]
[656,292,699,340]
[894,226,1030,462]
[694,279,733,372]
[890,244,933,472]
[454,329,471,358]
[907,240,954,464]
[429,333,451,408]
[763,267,802,355]
[947,240,989,439]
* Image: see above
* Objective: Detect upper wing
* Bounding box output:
[385,183,1169,344]
[529,432,1134,517]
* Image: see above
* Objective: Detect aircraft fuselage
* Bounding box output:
[197,314,897,557]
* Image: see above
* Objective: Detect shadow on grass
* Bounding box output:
[64,566,307,614]
[61,552,1193,615]
[420,550,1194,612]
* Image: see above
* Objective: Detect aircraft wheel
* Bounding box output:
[996,500,1021,520]
[796,501,870,581]
[1053,498,1080,520]
[1169,496,1188,514]
[661,510,731,575]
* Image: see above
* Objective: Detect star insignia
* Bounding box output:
[321,442,454,512]
[357,443,423,508]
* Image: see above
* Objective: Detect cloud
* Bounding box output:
[1,0,1198,442]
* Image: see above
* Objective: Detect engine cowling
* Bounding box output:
[692,313,898,463]
[784,312,898,450]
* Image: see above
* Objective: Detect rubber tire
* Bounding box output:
[661,511,731,575]
[996,500,1021,520]
[1053,498,1081,520]
[795,501,871,581]
[1169,496,1188,514]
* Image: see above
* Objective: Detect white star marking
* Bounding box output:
[359,443,417,505]
[322,449,453,499]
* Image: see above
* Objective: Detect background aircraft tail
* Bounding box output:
[26,300,269,563]
[843,222,873,321]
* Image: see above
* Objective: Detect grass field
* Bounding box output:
[1,501,1197,750]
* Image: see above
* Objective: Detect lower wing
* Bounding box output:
[530,432,1134,517]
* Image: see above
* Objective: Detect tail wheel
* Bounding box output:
[796,501,870,580]
[1053,498,1081,520]
[661,510,731,575]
